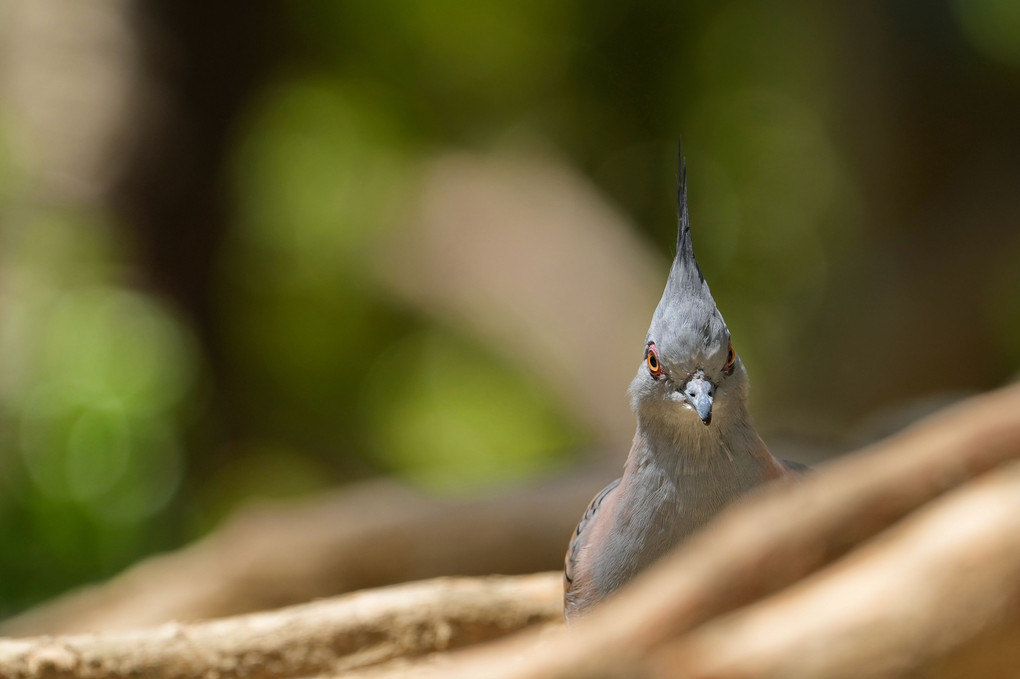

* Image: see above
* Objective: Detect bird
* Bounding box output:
[563,150,806,621]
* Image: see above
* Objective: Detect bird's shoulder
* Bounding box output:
[564,477,621,591]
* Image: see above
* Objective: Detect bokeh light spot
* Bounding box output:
[65,403,131,501]
[366,331,578,492]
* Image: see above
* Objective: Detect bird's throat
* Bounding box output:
[629,410,771,487]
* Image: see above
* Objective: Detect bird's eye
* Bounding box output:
[723,342,736,374]
[646,344,664,379]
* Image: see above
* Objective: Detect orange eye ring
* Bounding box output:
[723,342,736,374]
[646,344,664,379]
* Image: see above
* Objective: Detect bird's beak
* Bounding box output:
[683,373,715,425]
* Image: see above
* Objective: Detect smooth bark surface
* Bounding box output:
[0,574,561,679]
[651,463,1020,678]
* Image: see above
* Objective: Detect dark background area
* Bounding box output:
[1,0,1018,617]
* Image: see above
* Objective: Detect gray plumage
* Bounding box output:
[563,152,803,621]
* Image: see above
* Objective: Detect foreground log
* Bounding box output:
[0,574,561,679]
[360,382,1020,678]
[652,462,1020,678]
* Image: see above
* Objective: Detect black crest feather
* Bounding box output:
[673,141,702,284]
[677,140,689,252]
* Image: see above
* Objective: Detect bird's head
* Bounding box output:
[629,154,749,430]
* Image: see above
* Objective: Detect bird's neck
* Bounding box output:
[602,409,784,579]
[629,405,781,484]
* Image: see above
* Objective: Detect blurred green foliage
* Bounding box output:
[2,1,1019,617]
[0,218,194,610]
[364,330,579,490]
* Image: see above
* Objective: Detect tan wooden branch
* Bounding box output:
[650,462,1020,678]
[0,574,562,679]
[362,382,1020,679]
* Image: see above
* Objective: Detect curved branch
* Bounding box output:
[651,462,1020,678]
[0,574,562,679]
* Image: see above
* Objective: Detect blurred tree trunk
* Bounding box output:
[115,0,280,373]
[109,1,284,475]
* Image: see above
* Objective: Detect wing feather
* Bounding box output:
[564,478,621,590]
